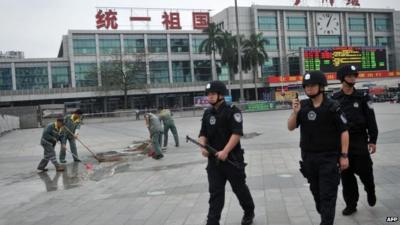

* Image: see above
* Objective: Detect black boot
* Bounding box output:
[152,154,164,160]
[367,192,376,206]
[342,206,357,216]
[241,211,254,225]
[37,159,49,172]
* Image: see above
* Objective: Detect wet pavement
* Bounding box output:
[0,103,400,225]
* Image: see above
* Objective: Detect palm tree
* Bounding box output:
[219,31,237,95]
[199,22,223,81]
[242,33,269,101]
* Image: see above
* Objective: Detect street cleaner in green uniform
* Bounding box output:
[59,109,83,163]
[37,118,66,172]
[159,106,179,148]
[144,113,164,160]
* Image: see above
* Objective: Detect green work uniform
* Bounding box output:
[147,113,163,156]
[60,114,81,162]
[159,109,179,147]
[37,122,63,170]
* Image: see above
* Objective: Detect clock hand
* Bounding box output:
[326,15,333,27]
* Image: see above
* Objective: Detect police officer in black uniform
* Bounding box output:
[288,71,349,225]
[332,65,378,215]
[199,81,255,225]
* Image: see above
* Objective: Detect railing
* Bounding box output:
[0,80,261,96]
[81,100,291,124]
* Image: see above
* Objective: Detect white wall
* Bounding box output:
[0,114,20,136]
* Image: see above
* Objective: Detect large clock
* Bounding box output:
[316,13,341,35]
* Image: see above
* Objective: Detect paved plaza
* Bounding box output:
[0,103,399,225]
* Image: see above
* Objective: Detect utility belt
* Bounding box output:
[299,151,339,179]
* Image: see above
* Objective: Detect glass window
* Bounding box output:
[263,37,279,51]
[317,36,341,47]
[149,61,169,84]
[99,38,121,55]
[375,36,392,47]
[262,57,280,77]
[73,38,96,56]
[374,18,391,32]
[51,66,70,88]
[289,57,300,76]
[148,37,167,53]
[16,67,48,90]
[194,60,212,81]
[0,68,12,90]
[288,37,308,50]
[192,37,207,53]
[216,61,229,81]
[348,18,366,31]
[172,61,191,83]
[258,16,277,30]
[124,37,145,54]
[170,38,189,53]
[74,63,98,87]
[349,36,367,46]
[287,17,307,31]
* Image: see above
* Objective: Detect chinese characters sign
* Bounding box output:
[95,8,210,30]
[162,12,182,30]
[192,12,210,29]
[96,9,118,29]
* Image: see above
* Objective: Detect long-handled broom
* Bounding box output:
[63,126,120,162]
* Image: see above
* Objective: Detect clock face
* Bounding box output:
[316,13,341,35]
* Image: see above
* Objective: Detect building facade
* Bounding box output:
[213,5,400,78]
[0,30,260,110]
[1,5,399,111]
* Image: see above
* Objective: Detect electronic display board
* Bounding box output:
[303,47,387,73]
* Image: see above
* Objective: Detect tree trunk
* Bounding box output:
[124,85,128,110]
[253,67,259,101]
[212,51,217,80]
[228,67,233,96]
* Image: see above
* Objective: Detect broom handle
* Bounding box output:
[63,126,99,161]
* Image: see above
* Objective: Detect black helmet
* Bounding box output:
[302,71,327,87]
[336,65,358,82]
[205,80,228,96]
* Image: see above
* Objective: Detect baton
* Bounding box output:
[186,135,242,169]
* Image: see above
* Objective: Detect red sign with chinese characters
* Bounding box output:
[162,12,182,30]
[192,12,210,29]
[346,0,360,6]
[95,8,209,30]
[96,9,119,30]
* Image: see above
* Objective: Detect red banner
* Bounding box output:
[267,71,400,84]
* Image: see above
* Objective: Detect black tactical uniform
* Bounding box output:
[295,71,348,225]
[199,81,255,225]
[332,65,378,214]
